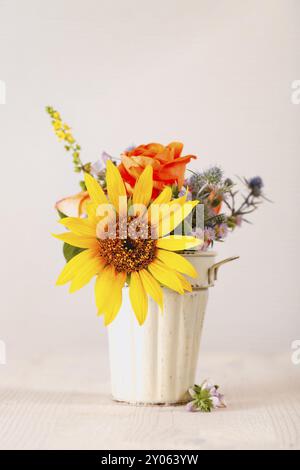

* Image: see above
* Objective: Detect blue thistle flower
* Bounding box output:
[248,176,264,196]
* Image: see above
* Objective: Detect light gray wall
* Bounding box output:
[0,0,299,360]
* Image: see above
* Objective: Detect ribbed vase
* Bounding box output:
[107,251,218,405]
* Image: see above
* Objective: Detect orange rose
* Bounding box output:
[118,142,196,198]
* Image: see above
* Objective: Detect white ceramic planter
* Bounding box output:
[107,251,238,405]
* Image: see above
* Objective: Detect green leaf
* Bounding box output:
[63,243,85,262]
[57,209,67,219]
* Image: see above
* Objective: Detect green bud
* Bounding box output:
[79,180,87,191]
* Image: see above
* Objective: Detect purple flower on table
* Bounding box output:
[186,380,226,412]
[186,401,198,412]
[201,380,226,408]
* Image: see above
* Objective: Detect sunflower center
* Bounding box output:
[98,218,157,273]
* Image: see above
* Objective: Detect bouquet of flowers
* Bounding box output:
[47,106,267,326]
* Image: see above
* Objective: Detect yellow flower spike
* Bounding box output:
[132,165,153,207]
[156,249,198,278]
[129,272,148,325]
[56,130,65,140]
[53,120,62,130]
[106,160,127,213]
[65,134,75,143]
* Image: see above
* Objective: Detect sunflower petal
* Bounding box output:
[59,217,96,237]
[95,266,126,325]
[106,160,127,213]
[84,172,107,205]
[176,272,192,292]
[158,200,199,237]
[70,257,105,293]
[151,186,172,205]
[148,186,172,224]
[129,272,148,325]
[156,235,202,251]
[132,165,153,207]
[156,249,198,278]
[53,232,98,249]
[148,259,184,294]
[139,269,163,310]
[150,192,188,228]
[56,249,96,285]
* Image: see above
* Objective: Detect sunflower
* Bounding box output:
[54,161,202,325]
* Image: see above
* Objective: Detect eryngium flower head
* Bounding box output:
[188,166,223,196]
[248,176,264,197]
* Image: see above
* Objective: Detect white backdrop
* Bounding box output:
[0,0,299,364]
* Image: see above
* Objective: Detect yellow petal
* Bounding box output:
[148,186,172,224]
[132,165,153,207]
[56,249,97,285]
[176,272,192,292]
[150,192,188,229]
[70,257,105,293]
[139,269,163,310]
[156,235,202,251]
[129,272,148,325]
[53,232,98,249]
[85,201,105,227]
[156,249,198,278]
[158,200,199,237]
[148,259,184,294]
[151,186,172,205]
[59,217,96,237]
[84,172,107,205]
[95,266,126,325]
[106,160,127,213]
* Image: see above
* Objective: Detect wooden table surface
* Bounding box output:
[0,348,299,450]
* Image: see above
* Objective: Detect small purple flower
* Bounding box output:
[178,187,192,200]
[204,227,216,242]
[90,151,112,177]
[216,223,228,239]
[124,144,136,152]
[192,227,216,251]
[186,380,226,412]
[235,214,243,227]
[186,401,198,412]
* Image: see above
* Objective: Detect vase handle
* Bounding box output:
[207,256,239,286]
